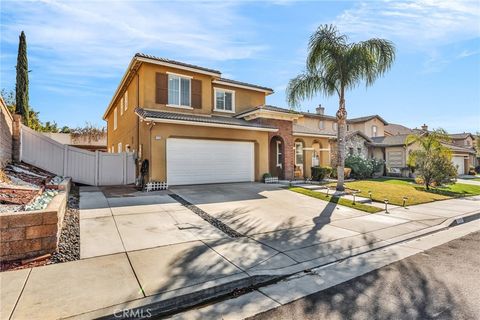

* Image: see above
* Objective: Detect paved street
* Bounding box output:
[249,231,480,320]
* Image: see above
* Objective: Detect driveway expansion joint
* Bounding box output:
[169,193,244,238]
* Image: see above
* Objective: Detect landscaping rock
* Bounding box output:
[51,185,80,263]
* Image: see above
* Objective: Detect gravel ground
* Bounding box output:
[51,184,80,263]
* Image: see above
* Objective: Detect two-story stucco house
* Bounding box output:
[105,54,390,185]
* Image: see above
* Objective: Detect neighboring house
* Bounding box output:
[384,123,414,136]
[42,132,107,152]
[370,126,477,176]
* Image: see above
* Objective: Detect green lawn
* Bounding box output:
[328,178,480,206]
[289,187,382,213]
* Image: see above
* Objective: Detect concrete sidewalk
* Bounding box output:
[1,184,479,320]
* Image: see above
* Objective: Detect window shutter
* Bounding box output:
[191,79,202,109]
[156,73,168,104]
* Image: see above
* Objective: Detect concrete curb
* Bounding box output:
[70,210,480,320]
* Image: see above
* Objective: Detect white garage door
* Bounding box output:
[167,138,254,185]
[452,156,465,175]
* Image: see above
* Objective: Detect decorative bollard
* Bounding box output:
[402,196,408,208]
[326,187,330,197]
[384,199,389,213]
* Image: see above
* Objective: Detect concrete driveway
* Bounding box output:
[171,183,469,264]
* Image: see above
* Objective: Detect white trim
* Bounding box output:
[113,107,118,130]
[168,73,191,108]
[295,142,304,166]
[212,80,273,94]
[292,132,335,138]
[276,140,282,168]
[142,116,278,132]
[166,71,193,79]
[166,104,194,110]
[239,109,302,121]
[136,56,220,77]
[213,87,236,113]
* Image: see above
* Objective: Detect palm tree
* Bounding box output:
[287,25,395,191]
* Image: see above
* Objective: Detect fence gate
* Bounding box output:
[20,125,135,186]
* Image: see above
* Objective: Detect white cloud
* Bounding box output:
[332,0,480,49]
[1,0,267,80]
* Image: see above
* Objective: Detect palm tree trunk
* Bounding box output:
[336,93,347,191]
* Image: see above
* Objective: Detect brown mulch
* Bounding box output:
[0,188,40,205]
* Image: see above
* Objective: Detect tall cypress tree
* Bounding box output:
[16,31,30,125]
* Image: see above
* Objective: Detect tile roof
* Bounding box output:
[292,123,336,137]
[442,142,476,154]
[384,123,414,135]
[348,115,389,125]
[135,107,276,130]
[371,134,409,146]
[449,133,473,140]
[135,53,221,75]
[215,78,274,92]
[235,105,302,117]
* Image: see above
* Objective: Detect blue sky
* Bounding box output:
[1,0,479,133]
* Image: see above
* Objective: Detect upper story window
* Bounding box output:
[120,98,124,115]
[318,120,325,130]
[168,73,191,108]
[372,125,378,137]
[466,140,471,146]
[124,91,128,111]
[332,122,338,131]
[113,107,118,130]
[214,88,235,112]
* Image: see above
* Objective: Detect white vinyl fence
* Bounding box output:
[21,125,135,185]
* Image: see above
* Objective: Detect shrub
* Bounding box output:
[345,155,384,179]
[468,166,476,175]
[330,167,352,179]
[262,172,272,182]
[475,165,480,174]
[311,166,333,181]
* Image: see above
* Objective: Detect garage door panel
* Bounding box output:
[452,156,465,175]
[167,139,254,185]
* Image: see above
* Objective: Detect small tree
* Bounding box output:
[16,31,30,125]
[407,129,457,189]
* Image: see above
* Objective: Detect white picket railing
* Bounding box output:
[20,125,135,186]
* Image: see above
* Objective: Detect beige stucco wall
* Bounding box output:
[295,117,337,136]
[0,98,13,166]
[139,63,266,115]
[291,135,331,178]
[348,117,385,137]
[140,122,270,182]
[106,71,140,153]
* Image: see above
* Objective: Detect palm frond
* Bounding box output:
[286,70,337,107]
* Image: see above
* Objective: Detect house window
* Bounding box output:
[113,107,118,130]
[118,142,122,152]
[357,147,362,155]
[111,145,114,153]
[295,142,303,165]
[372,125,378,137]
[125,144,131,152]
[333,122,338,131]
[349,147,354,156]
[318,120,325,129]
[168,73,191,108]
[124,91,128,111]
[466,140,471,146]
[214,88,235,112]
[120,99,124,115]
[276,141,282,167]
